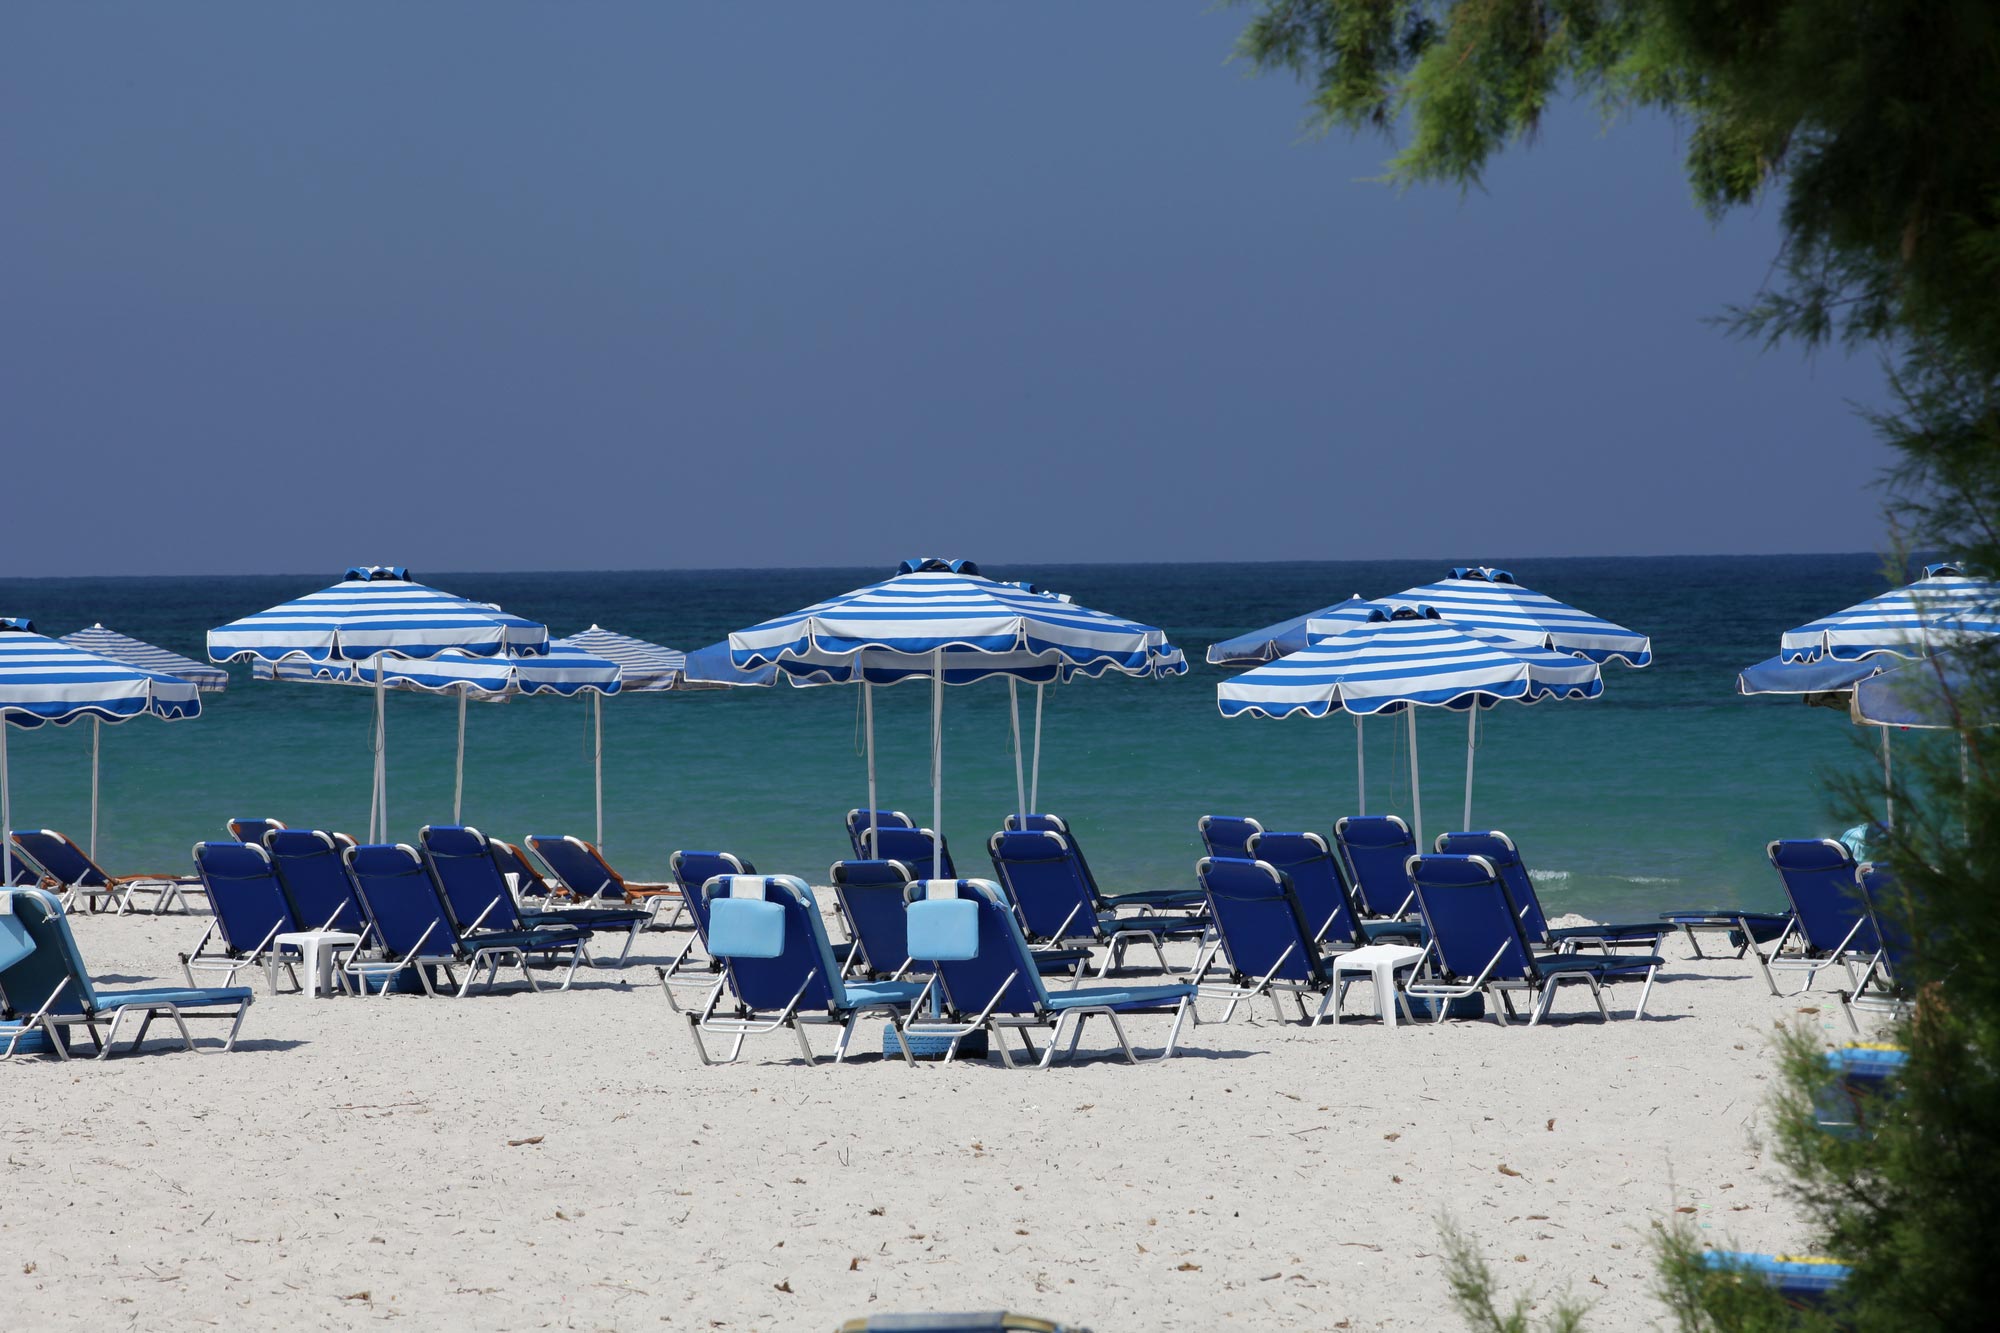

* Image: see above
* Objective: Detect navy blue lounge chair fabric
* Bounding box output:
[186,841,304,991]
[1332,816,1419,917]
[344,843,585,997]
[1197,815,1263,862]
[11,829,198,914]
[1004,814,1203,910]
[864,825,956,879]
[987,829,1207,974]
[1247,831,1423,947]
[846,808,915,859]
[421,825,647,953]
[672,874,924,1064]
[227,817,287,847]
[1760,839,1882,996]
[1406,854,1663,1024]
[266,829,367,933]
[900,879,1195,1067]
[1434,831,1663,951]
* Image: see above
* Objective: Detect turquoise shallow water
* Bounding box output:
[0,556,1908,919]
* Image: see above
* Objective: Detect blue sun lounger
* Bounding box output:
[226,817,288,847]
[342,844,586,998]
[831,858,1092,983]
[184,842,306,993]
[1332,816,1420,918]
[265,829,368,934]
[663,874,923,1065]
[1197,815,1264,862]
[1433,831,1665,953]
[2,901,67,1059]
[1839,862,1917,1032]
[491,838,562,904]
[987,829,1209,976]
[864,825,957,879]
[1405,854,1664,1024]
[1759,839,1881,997]
[1246,831,1425,948]
[10,828,203,915]
[1003,814,1204,911]
[524,834,684,924]
[846,808,916,858]
[656,849,756,983]
[898,879,1197,1067]
[1,888,253,1058]
[1195,856,1418,1025]
[421,825,649,965]
[1698,1252,1850,1308]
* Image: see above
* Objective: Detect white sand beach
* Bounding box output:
[0,901,1858,1332]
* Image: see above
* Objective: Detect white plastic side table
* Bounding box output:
[1327,943,1427,1027]
[274,930,362,998]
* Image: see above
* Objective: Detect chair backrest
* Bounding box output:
[1406,853,1535,983]
[846,808,915,858]
[701,874,850,1012]
[864,826,955,878]
[193,841,301,956]
[1245,831,1359,945]
[1002,814,1110,900]
[1333,815,1418,917]
[420,825,526,932]
[986,829,1097,942]
[1434,831,1547,940]
[344,843,458,961]
[265,828,366,933]
[1197,815,1264,862]
[525,834,625,901]
[1768,839,1880,955]
[1197,857,1328,986]
[491,839,557,898]
[829,859,917,976]
[1855,862,1916,980]
[227,817,287,846]
[7,846,47,885]
[9,831,103,888]
[670,850,755,939]
[0,888,99,1017]
[903,878,1048,1017]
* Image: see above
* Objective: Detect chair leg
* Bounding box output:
[1633,965,1659,1020]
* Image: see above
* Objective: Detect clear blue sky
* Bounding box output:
[2,3,1888,577]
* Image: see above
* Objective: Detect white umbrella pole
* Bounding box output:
[593,692,605,849]
[1406,707,1423,852]
[1462,706,1477,833]
[1882,727,1894,831]
[931,649,944,879]
[1354,712,1365,816]
[1008,679,1026,826]
[1029,683,1044,815]
[372,661,388,843]
[453,690,467,824]
[90,715,101,861]
[863,682,878,846]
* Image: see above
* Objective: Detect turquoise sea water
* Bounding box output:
[0,556,1912,920]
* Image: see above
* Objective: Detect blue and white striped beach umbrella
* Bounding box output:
[209,567,559,839]
[1383,567,1653,667]
[1217,606,1603,845]
[1779,563,2000,663]
[254,641,621,827]
[729,558,1186,873]
[1,620,203,885]
[1205,595,1378,666]
[58,625,226,858]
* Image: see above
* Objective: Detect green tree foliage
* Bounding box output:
[1231,2,2000,1328]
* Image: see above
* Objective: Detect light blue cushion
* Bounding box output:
[907,898,979,961]
[707,896,786,959]
[0,912,34,972]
